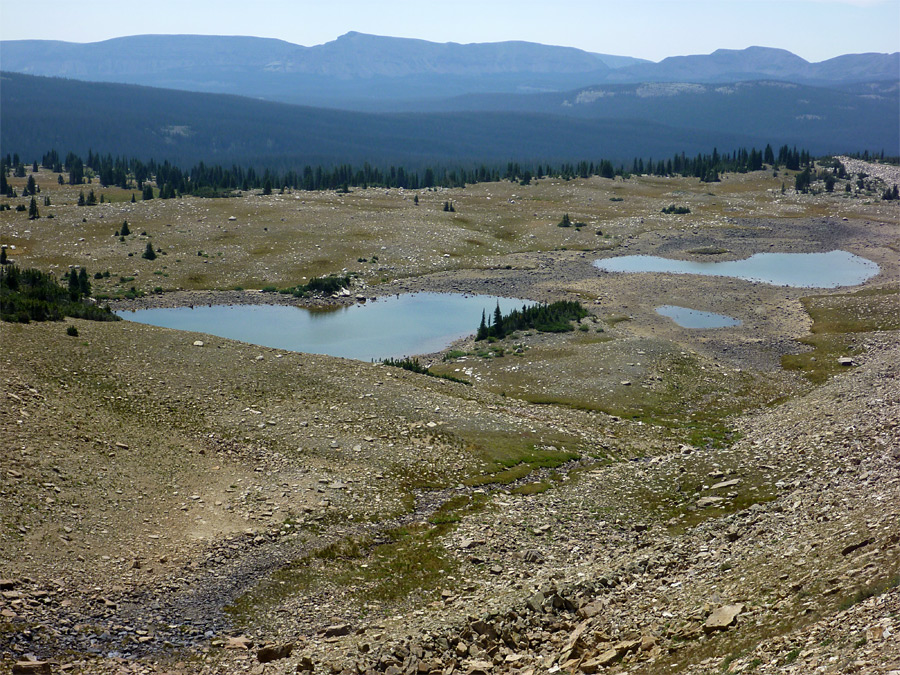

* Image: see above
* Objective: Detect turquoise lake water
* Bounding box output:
[655,305,742,328]
[118,293,531,361]
[593,250,879,288]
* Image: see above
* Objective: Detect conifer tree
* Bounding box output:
[28,197,39,220]
[477,310,488,340]
[68,269,80,300]
[78,268,90,297]
[142,242,157,260]
[120,220,130,236]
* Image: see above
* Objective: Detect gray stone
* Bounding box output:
[523,549,544,564]
[709,479,741,491]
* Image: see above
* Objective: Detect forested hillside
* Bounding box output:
[2,73,892,171]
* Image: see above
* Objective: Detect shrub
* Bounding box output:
[661,204,691,214]
[557,213,586,227]
[66,325,79,337]
[381,357,470,385]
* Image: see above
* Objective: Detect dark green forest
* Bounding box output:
[0,72,843,171]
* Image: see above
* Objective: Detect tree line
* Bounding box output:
[3,143,818,201]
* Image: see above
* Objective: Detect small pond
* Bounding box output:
[593,250,879,288]
[118,293,531,361]
[655,305,741,329]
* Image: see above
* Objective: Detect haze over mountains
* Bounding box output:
[1,33,897,168]
[1,33,896,108]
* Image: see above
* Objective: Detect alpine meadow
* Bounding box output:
[1,19,899,675]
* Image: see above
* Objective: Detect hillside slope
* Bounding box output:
[3,72,895,169]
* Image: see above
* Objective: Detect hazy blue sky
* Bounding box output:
[1,0,897,62]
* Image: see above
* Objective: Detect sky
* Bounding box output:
[0,0,897,62]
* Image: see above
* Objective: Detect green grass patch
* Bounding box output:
[226,523,458,626]
[511,481,551,495]
[428,492,490,525]
[838,574,900,611]
[783,288,899,383]
[461,431,581,487]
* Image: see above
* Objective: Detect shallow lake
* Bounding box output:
[655,305,741,329]
[118,293,531,361]
[593,250,879,288]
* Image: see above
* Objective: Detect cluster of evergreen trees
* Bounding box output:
[380,357,470,385]
[476,301,588,341]
[261,274,352,298]
[2,143,818,202]
[0,263,119,323]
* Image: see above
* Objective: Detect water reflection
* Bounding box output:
[655,305,741,328]
[119,293,531,361]
[594,250,878,288]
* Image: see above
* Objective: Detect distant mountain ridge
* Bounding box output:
[1,33,895,109]
[608,46,900,85]
[0,33,629,106]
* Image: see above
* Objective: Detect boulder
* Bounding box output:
[709,478,741,491]
[696,496,725,508]
[704,604,744,632]
[584,648,621,670]
[324,623,351,637]
[12,662,52,675]
[257,642,294,663]
[466,660,493,675]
